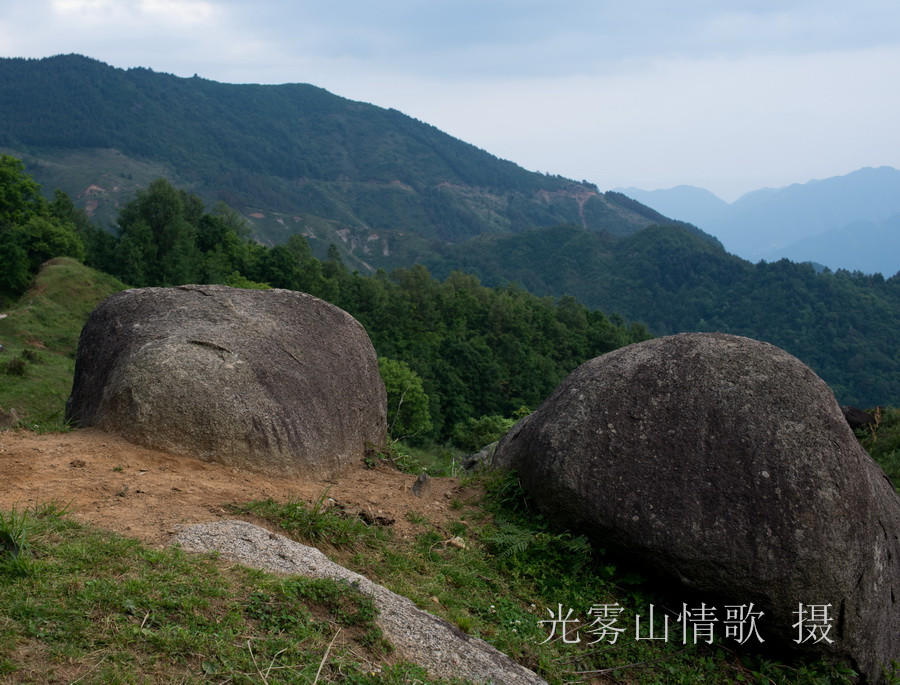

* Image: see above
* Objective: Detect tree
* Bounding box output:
[0,155,45,227]
[450,414,516,452]
[378,357,432,442]
[0,233,30,294]
[17,215,85,271]
[115,179,202,285]
[0,156,85,297]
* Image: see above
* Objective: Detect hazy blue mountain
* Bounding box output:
[614,185,729,228]
[721,167,900,258]
[621,167,900,275]
[765,213,900,277]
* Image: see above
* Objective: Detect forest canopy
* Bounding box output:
[1,163,650,441]
[2,158,897,431]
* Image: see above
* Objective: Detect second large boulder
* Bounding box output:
[493,332,899,681]
[66,284,387,478]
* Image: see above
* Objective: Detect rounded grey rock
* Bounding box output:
[66,284,387,478]
[494,332,899,682]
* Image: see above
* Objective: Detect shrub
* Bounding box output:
[4,357,26,376]
[450,414,515,452]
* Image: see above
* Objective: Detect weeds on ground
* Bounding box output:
[242,457,856,685]
[0,503,444,683]
[227,489,389,550]
[364,440,467,477]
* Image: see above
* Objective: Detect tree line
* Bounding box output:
[1,161,649,443]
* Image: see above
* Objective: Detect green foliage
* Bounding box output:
[450,414,515,452]
[0,233,30,295]
[425,223,900,408]
[223,270,271,289]
[378,357,433,441]
[0,155,85,300]
[858,406,900,493]
[332,267,646,439]
[0,154,44,226]
[15,215,85,271]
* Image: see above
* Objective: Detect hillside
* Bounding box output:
[0,258,127,428]
[0,54,707,265]
[620,168,900,275]
[763,212,900,275]
[1,55,897,408]
[418,224,900,407]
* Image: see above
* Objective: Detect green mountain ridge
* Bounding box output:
[1,54,898,408]
[0,54,705,258]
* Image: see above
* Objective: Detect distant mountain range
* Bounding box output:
[618,167,900,276]
[1,54,898,407]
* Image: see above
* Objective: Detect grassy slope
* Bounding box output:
[0,258,127,430]
[0,259,896,683]
[0,504,432,684]
[0,477,869,684]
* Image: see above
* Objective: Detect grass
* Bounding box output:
[234,462,863,685]
[0,453,888,685]
[228,490,389,551]
[0,257,127,432]
[0,503,442,683]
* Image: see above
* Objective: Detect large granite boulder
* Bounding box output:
[493,333,899,681]
[66,285,387,478]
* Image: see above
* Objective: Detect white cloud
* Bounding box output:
[139,0,215,25]
[52,0,112,11]
[1,0,899,197]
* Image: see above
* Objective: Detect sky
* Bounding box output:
[1,1,899,201]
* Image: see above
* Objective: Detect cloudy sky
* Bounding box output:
[2,0,899,201]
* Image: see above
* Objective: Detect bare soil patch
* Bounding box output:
[0,428,473,546]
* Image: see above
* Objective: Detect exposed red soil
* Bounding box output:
[0,428,473,546]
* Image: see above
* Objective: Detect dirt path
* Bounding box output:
[0,428,471,546]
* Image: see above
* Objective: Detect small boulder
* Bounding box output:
[66,285,387,478]
[842,405,877,431]
[464,441,497,471]
[494,332,899,681]
[0,406,20,430]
